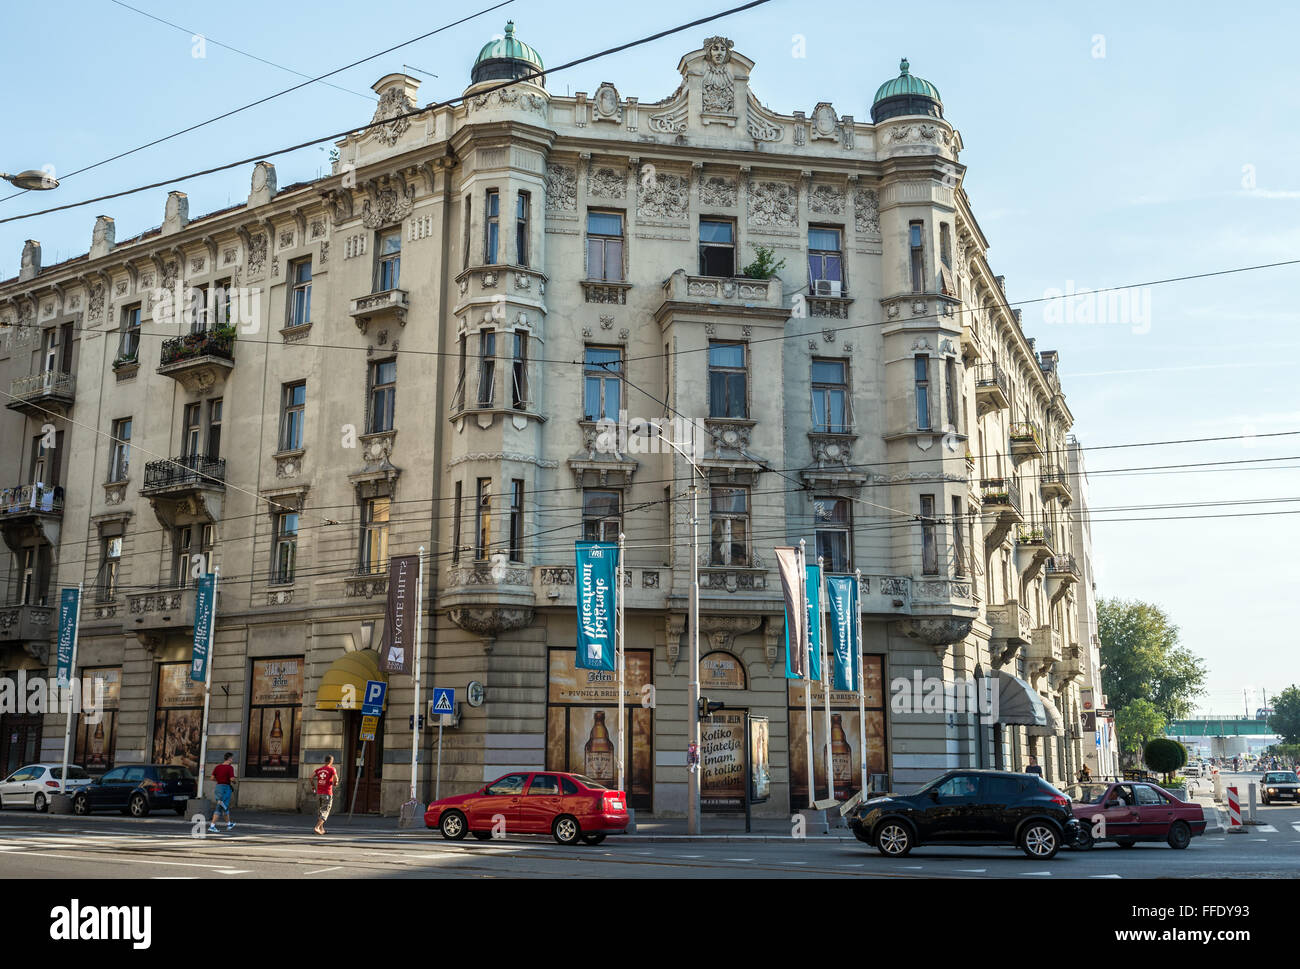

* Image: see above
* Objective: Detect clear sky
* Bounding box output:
[2,0,1295,716]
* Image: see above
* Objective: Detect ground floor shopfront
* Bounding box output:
[11,605,1084,816]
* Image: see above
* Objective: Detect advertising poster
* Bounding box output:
[750,716,771,803]
[788,655,887,807]
[153,662,203,772]
[247,658,304,776]
[701,709,746,811]
[547,649,651,807]
[75,667,120,773]
[700,651,746,691]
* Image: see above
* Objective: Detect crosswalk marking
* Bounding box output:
[1256,825,1278,833]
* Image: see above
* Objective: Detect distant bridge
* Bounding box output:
[1166,718,1278,737]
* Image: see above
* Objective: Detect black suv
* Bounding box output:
[849,769,1082,859]
[72,764,197,818]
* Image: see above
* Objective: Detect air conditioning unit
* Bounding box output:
[813,279,842,297]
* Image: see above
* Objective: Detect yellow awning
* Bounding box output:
[315,649,388,711]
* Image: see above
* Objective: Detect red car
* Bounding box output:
[425,771,629,845]
[1066,780,1206,850]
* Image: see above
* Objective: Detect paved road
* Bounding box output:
[1,798,1297,878]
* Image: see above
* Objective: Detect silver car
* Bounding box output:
[0,764,94,812]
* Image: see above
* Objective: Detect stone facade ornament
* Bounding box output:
[588,166,626,200]
[370,84,415,146]
[361,179,415,229]
[854,188,880,234]
[247,235,268,277]
[746,95,783,142]
[748,180,798,227]
[810,102,838,141]
[545,164,577,211]
[637,171,688,221]
[591,82,622,124]
[809,184,844,215]
[700,36,736,117]
[469,87,547,117]
[699,175,737,207]
[647,82,688,133]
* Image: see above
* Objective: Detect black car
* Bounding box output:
[72,764,197,818]
[849,769,1082,859]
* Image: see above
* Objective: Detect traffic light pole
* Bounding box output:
[688,478,701,835]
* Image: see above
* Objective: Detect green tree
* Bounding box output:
[1116,698,1165,759]
[1143,738,1186,783]
[1267,686,1300,744]
[1097,598,1207,723]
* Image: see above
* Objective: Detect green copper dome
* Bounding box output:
[471,21,545,86]
[871,58,943,123]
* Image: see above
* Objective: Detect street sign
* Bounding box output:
[362,679,387,717]
[431,687,455,715]
[360,714,379,742]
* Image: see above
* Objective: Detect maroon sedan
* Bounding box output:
[425,771,629,845]
[1066,780,1206,850]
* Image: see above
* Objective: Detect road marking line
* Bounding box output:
[304,867,342,875]
[839,863,864,867]
[788,861,807,865]
[1090,874,1122,879]
[1256,825,1278,833]
[955,868,986,873]
[677,854,703,858]
[900,865,923,869]
[725,857,755,862]
[1022,871,1052,876]
[216,869,250,875]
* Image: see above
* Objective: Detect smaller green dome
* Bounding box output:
[871,58,943,123]
[472,21,545,83]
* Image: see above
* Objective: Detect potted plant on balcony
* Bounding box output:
[741,245,785,280]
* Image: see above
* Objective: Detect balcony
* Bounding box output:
[974,364,1010,416]
[123,587,220,650]
[1009,420,1045,462]
[439,559,536,637]
[1046,553,1080,604]
[1027,625,1064,684]
[654,269,789,329]
[7,370,76,419]
[1039,465,1072,503]
[350,288,409,334]
[157,328,235,392]
[0,483,64,552]
[980,477,1022,520]
[0,603,54,651]
[960,314,985,364]
[987,600,1033,666]
[140,455,225,527]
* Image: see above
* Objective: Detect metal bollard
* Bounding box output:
[1247,783,1257,823]
[1212,770,1223,803]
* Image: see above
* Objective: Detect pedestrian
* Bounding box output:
[1076,764,1092,783]
[313,755,339,835]
[209,753,236,833]
[1025,755,1043,777]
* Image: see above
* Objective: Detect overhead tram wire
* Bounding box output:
[0,0,777,224]
[0,0,516,204]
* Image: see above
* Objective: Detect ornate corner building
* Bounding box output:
[0,26,1101,812]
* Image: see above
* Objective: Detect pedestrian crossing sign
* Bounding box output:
[431,688,455,714]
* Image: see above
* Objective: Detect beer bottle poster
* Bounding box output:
[75,667,120,772]
[788,708,888,806]
[701,710,746,810]
[248,658,304,776]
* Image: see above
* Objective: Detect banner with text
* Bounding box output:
[575,542,618,671]
[381,554,420,675]
[56,587,80,687]
[825,574,858,691]
[806,563,822,682]
[190,574,216,683]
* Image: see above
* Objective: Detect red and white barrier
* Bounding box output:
[1227,786,1241,827]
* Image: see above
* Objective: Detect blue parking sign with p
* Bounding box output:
[362,679,386,717]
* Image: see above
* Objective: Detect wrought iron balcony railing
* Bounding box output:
[979,476,1022,515]
[0,483,64,516]
[141,454,226,493]
[10,370,75,400]
[159,328,234,368]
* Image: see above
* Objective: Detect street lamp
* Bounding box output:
[632,419,705,835]
[0,170,59,191]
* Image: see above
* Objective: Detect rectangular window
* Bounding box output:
[477,330,496,407]
[709,487,750,567]
[921,494,937,575]
[509,479,524,562]
[188,283,209,333]
[245,657,304,778]
[360,498,390,574]
[207,398,223,459]
[273,512,299,584]
[699,219,735,277]
[909,221,925,293]
[98,536,122,600]
[19,547,36,604]
[29,435,47,484]
[708,341,747,419]
[279,381,306,451]
[376,230,401,292]
[475,478,492,560]
[453,334,468,412]
[289,258,312,326]
[586,211,624,281]
[808,227,843,291]
[110,418,132,482]
[953,496,966,577]
[814,497,851,573]
[152,663,203,773]
[582,489,622,543]
[119,305,141,361]
[512,331,529,410]
[174,524,213,587]
[914,355,932,430]
[214,278,233,326]
[368,360,396,433]
[583,346,622,421]
[940,222,952,269]
[486,189,500,264]
[945,357,957,429]
[463,195,472,270]
[811,358,849,433]
[516,192,530,267]
[183,403,202,458]
[42,327,58,373]
[452,481,463,564]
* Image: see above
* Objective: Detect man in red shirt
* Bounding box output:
[313,755,338,835]
[210,753,236,833]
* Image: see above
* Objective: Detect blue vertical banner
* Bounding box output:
[806,564,822,682]
[55,588,80,687]
[825,575,859,691]
[575,542,618,671]
[191,573,216,682]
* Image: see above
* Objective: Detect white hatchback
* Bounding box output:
[0,764,94,811]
